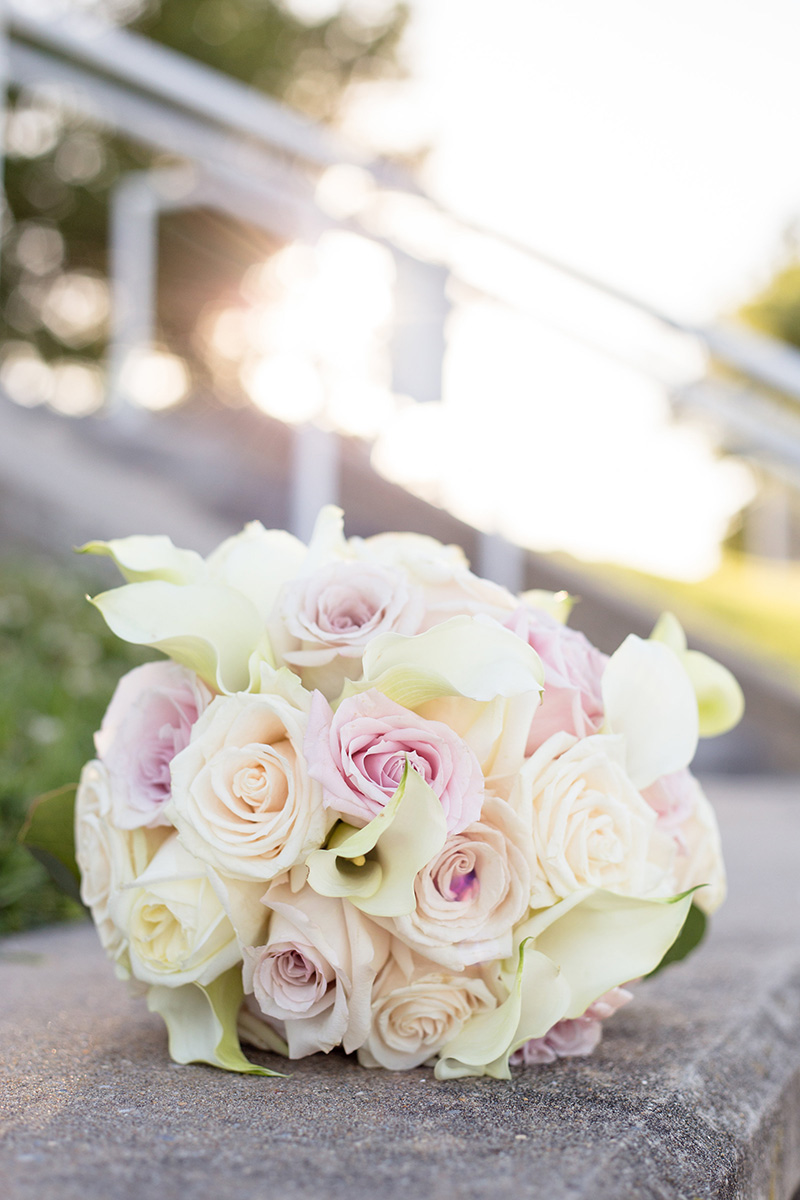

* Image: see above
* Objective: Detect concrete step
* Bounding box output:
[2,778,800,1200]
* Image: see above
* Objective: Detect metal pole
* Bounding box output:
[290,423,339,543]
[106,173,159,415]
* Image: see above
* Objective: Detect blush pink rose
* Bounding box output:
[641,768,697,840]
[304,688,484,834]
[511,987,633,1066]
[507,608,608,754]
[278,561,424,668]
[94,661,212,829]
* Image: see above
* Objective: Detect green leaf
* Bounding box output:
[147,965,286,1075]
[19,784,81,904]
[647,901,707,977]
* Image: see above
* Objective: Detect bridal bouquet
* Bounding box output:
[53,508,741,1078]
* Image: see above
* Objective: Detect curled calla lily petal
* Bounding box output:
[650,611,687,654]
[436,885,697,1080]
[515,886,698,1019]
[519,588,575,624]
[305,764,448,917]
[303,504,350,572]
[602,634,698,789]
[683,649,745,737]
[147,966,283,1075]
[78,535,206,585]
[90,580,269,694]
[435,941,569,1080]
[205,522,307,621]
[650,613,744,738]
[354,615,545,710]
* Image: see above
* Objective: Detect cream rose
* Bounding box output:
[382,795,534,969]
[243,877,390,1058]
[358,945,496,1071]
[276,560,424,676]
[351,530,518,632]
[74,759,169,974]
[670,776,727,914]
[166,669,331,881]
[111,834,267,988]
[511,732,676,902]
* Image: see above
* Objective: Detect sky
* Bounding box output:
[330,0,800,578]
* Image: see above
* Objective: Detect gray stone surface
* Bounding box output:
[2,779,800,1200]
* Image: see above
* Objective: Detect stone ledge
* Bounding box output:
[2,780,800,1200]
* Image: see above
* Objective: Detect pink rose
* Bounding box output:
[278,561,424,668]
[511,987,633,1066]
[304,688,484,834]
[641,768,697,839]
[94,662,212,829]
[507,608,607,753]
[243,879,390,1058]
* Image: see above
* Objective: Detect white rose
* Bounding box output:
[243,878,390,1057]
[382,795,534,969]
[166,668,332,881]
[353,530,518,632]
[111,834,267,988]
[671,777,727,914]
[358,944,496,1071]
[74,759,168,974]
[511,732,675,902]
[274,560,425,694]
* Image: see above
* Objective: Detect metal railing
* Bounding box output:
[4,1,800,557]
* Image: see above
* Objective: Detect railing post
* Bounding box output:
[290,423,339,543]
[106,173,160,416]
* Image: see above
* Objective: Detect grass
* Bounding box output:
[0,556,150,935]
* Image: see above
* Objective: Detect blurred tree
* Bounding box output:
[739,224,800,352]
[0,0,408,409]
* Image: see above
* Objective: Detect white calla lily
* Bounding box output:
[602,634,698,789]
[650,613,744,738]
[147,966,281,1075]
[516,886,696,1018]
[205,521,307,621]
[436,886,696,1080]
[91,579,270,694]
[305,765,448,917]
[435,943,568,1080]
[355,614,544,710]
[519,588,575,624]
[78,534,206,584]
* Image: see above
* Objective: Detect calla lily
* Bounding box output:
[205,521,307,621]
[91,580,270,694]
[147,966,283,1075]
[651,612,744,738]
[303,504,351,572]
[78,534,206,585]
[435,886,696,1080]
[344,616,543,783]
[519,588,575,624]
[435,942,568,1080]
[355,615,545,709]
[516,886,697,1018]
[602,634,699,789]
[305,764,447,917]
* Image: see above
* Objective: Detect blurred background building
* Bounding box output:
[1,0,800,926]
